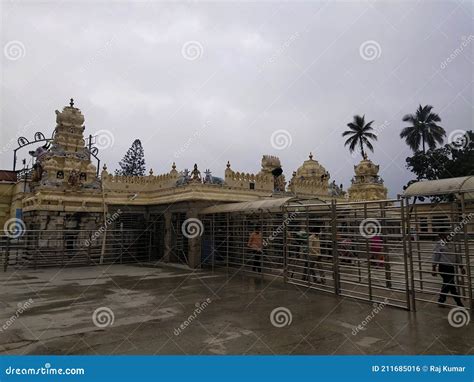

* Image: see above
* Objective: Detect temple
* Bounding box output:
[1,101,389,268]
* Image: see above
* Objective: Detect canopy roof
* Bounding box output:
[200,196,295,214]
[402,176,474,197]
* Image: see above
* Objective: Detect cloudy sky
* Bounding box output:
[1,0,472,196]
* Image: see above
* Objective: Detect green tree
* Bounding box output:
[342,115,377,158]
[405,130,473,181]
[115,139,146,176]
[400,105,446,153]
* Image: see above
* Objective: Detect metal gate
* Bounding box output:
[200,197,473,311]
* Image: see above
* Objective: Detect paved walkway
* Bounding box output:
[0,264,472,355]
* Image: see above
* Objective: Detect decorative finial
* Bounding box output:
[70,98,74,108]
[103,164,107,171]
[309,152,313,160]
[172,162,176,170]
[226,161,231,168]
[149,168,153,175]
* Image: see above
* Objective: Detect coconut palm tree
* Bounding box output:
[342,115,378,159]
[400,105,445,153]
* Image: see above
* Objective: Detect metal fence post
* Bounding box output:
[260,210,264,278]
[381,201,392,289]
[211,215,215,272]
[460,193,473,310]
[283,208,288,284]
[3,236,10,272]
[364,203,372,301]
[331,199,340,295]
[120,222,124,264]
[226,214,229,274]
[405,198,417,311]
[400,198,412,311]
[87,231,92,265]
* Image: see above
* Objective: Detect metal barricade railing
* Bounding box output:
[200,198,473,311]
[1,228,155,269]
[404,198,473,310]
[1,198,472,312]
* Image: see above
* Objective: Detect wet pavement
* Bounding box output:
[0,264,472,355]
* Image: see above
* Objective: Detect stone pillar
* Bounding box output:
[186,209,202,269]
[163,212,172,263]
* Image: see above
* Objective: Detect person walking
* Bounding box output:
[432,232,465,307]
[308,227,325,284]
[296,226,310,281]
[247,226,263,273]
[370,234,384,268]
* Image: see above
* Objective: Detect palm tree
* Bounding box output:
[342,115,378,159]
[400,105,445,153]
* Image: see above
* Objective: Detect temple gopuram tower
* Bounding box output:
[22,100,103,232]
[348,156,388,201]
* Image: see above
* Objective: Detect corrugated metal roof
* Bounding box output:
[199,196,295,214]
[402,176,474,197]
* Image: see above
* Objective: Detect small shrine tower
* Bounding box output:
[348,155,388,201]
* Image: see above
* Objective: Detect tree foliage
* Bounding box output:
[342,115,378,158]
[400,105,446,153]
[115,139,146,176]
[405,130,474,181]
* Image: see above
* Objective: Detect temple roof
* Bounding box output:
[294,153,328,179]
[354,157,379,177]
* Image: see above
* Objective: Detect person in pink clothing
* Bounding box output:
[370,235,384,267]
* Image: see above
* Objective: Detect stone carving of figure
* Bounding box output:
[190,163,202,183]
[329,180,344,197]
[176,169,190,186]
[68,170,79,187]
[204,169,225,185]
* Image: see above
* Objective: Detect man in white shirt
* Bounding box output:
[432,232,465,307]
